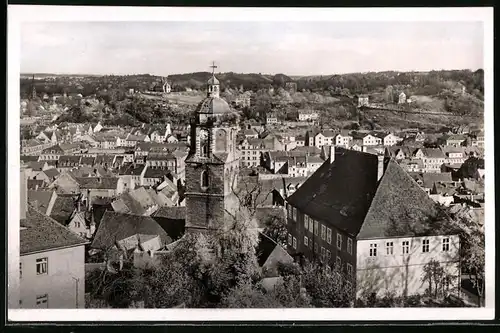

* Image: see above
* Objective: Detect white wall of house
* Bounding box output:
[20,245,86,308]
[356,235,460,298]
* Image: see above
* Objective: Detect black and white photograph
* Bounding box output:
[7,6,494,321]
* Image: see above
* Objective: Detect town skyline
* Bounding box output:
[21,21,484,76]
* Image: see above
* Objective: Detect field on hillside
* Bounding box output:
[140,92,204,105]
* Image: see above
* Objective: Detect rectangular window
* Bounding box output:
[287,233,292,246]
[347,238,353,254]
[336,256,342,270]
[304,236,309,247]
[292,237,297,249]
[304,215,309,230]
[36,258,48,275]
[402,240,410,254]
[308,219,314,233]
[292,207,296,221]
[314,221,319,236]
[369,243,377,257]
[314,242,318,253]
[321,225,326,240]
[327,249,331,261]
[347,263,353,276]
[320,247,325,262]
[36,294,48,308]
[337,233,342,250]
[442,238,450,251]
[386,241,394,255]
[422,239,430,253]
[326,228,332,244]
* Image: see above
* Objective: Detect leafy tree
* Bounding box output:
[262,214,287,247]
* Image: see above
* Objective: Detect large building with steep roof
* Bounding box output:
[285,146,460,299]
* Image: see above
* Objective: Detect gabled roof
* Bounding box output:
[91,211,171,250]
[21,155,40,162]
[50,194,78,225]
[287,149,378,235]
[358,160,447,239]
[27,179,46,190]
[43,168,60,179]
[118,163,146,176]
[28,161,47,172]
[422,148,446,159]
[144,168,171,179]
[80,156,96,166]
[21,206,88,255]
[76,177,119,190]
[111,187,158,216]
[59,155,82,165]
[422,172,453,189]
[27,190,55,214]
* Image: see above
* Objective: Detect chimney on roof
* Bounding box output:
[377,154,385,182]
[329,145,335,164]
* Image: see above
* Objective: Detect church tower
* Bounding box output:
[184,62,241,234]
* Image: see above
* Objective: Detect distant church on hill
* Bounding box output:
[184,62,241,234]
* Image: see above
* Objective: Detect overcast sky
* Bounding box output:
[20,21,484,76]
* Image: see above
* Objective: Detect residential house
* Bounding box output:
[422,148,447,173]
[298,110,319,122]
[143,167,171,187]
[362,134,383,147]
[285,146,459,299]
[398,92,407,104]
[19,171,88,309]
[356,95,369,107]
[441,147,467,166]
[77,177,125,207]
[243,128,259,139]
[295,135,306,147]
[313,129,337,148]
[266,113,279,125]
[421,172,453,194]
[57,155,82,172]
[39,144,80,161]
[334,131,353,148]
[383,133,402,147]
[415,132,426,143]
[239,136,283,168]
[445,134,467,147]
[21,140,52,155]
[48,172,80,194]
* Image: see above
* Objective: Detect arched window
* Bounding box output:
[215,129,227,152]
[201,170,209,188]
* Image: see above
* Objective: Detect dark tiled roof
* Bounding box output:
[21,155,40,162]
[28,161,47,172]
[80,156,96,166]
[287,148,379,235]
[21,206,88,255]
[118,163,146,176]
[27,179,46,190]
[76,177,119,190]
[43,168,60,179]
[50,194,78,225]
[59,155,82,165]
[27,190,55,213]
[153,206,186,220]
[91,211,171,250]
[144,168,170,179]
[422,172,453,189]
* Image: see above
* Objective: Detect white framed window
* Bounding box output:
[36,294,48,308]
[442,238,450,251]
[337,233,342,250]
[36,257,48,275]
[292,237,297,249]
[321,225,326,240]
[347,238,353,254]
[287,204,292,219]
[326,249,331,261]
[304,215,309,230]
[308,218,314,233]
[326,228,332,244]
[304,236,309,247]
[347,263,353,276]
[422,239,430,253]
[402,240,410,254]
[369,243,377,257]
[314,221,319,236]
[336,256,342,270]
[287,233,292,246]
[292,207,296,221]
[386,241,394,255]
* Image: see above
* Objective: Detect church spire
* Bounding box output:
[207,61,220,98]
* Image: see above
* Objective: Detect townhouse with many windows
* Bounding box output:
[285,146,460,299]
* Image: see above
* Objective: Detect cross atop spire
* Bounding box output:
[210,61,218,75]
